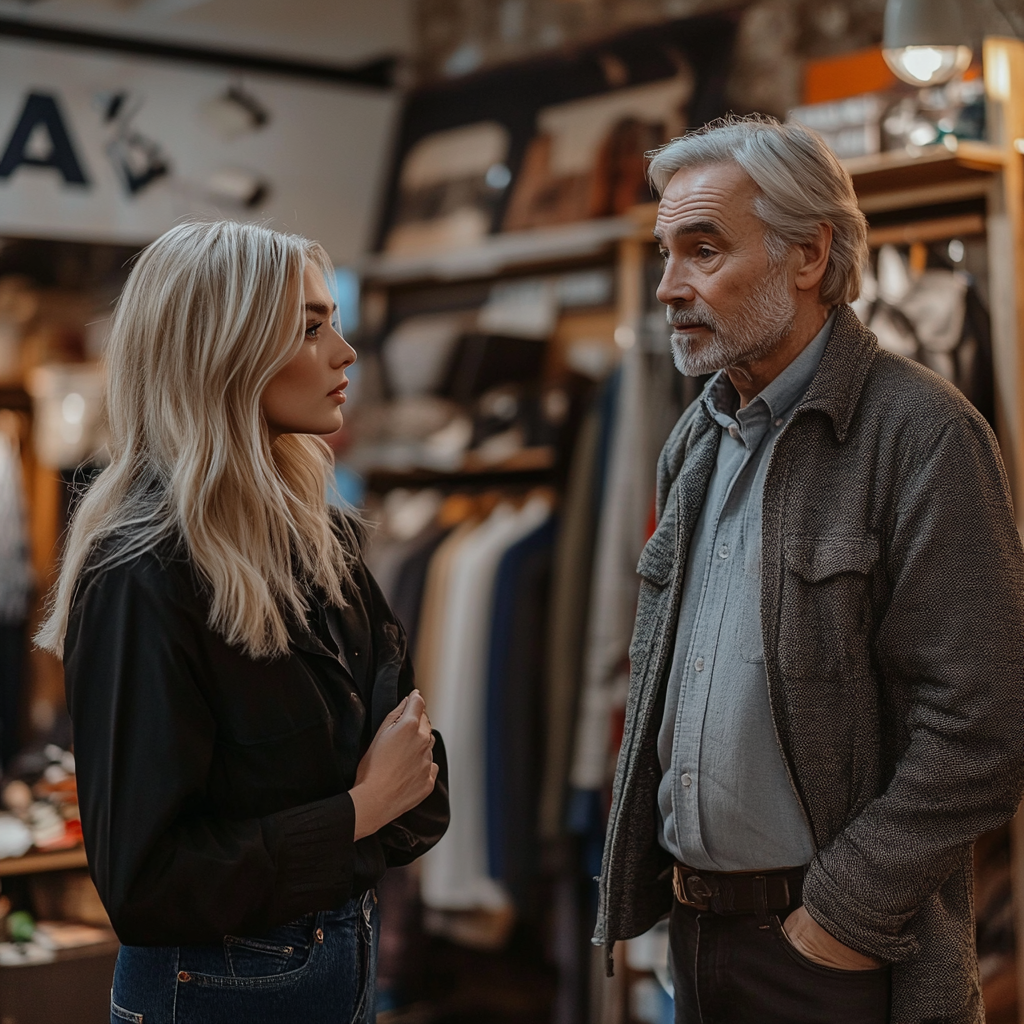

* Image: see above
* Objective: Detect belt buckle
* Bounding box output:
[673,867,713,911]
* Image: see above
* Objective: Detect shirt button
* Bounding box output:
[727,424,740,440]
[718,545,729,559]
[694,657,705,672]
[774,417,784,427]
[681,773,692,788]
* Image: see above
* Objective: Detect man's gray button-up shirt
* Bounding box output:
[656,312,835,872]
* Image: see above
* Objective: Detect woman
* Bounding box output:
[37,221,448,1024]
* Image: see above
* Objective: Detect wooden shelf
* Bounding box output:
[366,446,556,491]
[627,144,1004,226]
[361,218,636,285]
[0,848,87,877]
[844,142,1004,214]
[866,212,987,248]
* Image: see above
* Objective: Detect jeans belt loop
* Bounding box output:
[753,874,770,928]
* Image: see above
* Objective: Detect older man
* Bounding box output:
[595,115,1024,1024]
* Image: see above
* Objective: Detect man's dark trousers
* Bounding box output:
[669,896,891,1024]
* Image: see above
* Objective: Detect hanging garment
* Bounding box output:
[860,245,994,423]
[420,497,553,914]
[538,405,602,842]
[0,428,30,769]
[570,343,656,794]
[388,522,453,652]
[0,430,30,626]
[414,520,478,709]
[485,514,556,906]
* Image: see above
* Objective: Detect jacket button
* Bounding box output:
[178,971,191,982]
[681,773,692,788]
[315,927,324,943]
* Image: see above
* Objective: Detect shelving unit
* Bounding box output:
[0,848,88,879]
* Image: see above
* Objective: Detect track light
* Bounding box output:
[882,0,972,87]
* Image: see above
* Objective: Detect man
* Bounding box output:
[595,115,1024,1024]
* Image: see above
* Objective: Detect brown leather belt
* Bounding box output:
[672,863,805,916]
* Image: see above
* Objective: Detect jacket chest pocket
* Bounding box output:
[219,675,332,745]
[778,534,879,681]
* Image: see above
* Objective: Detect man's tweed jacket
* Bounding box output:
[595,304,1024,1024]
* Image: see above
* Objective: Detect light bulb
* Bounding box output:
[883,45,972,86]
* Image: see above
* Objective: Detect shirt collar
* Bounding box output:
[702,309,837,427]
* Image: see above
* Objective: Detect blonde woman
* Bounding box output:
[37,221,448,1024]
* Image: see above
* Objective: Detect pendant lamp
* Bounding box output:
[883,0,972,86]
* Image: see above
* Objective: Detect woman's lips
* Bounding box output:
[329,380,348,403]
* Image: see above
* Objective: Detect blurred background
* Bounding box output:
[0,0,1021,1021]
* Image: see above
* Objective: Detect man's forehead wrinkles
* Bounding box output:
[655,186,755,241]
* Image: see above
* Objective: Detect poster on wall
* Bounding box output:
[0,39,400,264]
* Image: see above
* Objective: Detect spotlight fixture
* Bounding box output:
[882,0,972,87]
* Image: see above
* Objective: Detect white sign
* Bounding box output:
[0,39,400,263]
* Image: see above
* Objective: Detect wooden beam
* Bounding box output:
[867,213,986,248]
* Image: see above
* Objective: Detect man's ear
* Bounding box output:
[794,223,833,294]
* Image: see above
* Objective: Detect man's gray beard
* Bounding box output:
[668,265,797,377]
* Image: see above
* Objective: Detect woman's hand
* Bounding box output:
[349,690,438,841]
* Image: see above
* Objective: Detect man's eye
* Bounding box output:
[696,246,715,259]
[305,321,322,339]
[658,249,670,262]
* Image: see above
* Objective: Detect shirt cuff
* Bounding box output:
[261,792,356,912]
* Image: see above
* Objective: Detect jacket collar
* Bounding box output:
[796,304,878,443]
[287,610,354,679]
[696,304,875,444]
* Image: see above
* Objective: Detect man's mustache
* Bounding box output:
[667,306,717,331]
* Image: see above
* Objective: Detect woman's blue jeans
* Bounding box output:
[110,891,379,1024]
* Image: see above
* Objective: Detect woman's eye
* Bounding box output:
[305,321,322,340]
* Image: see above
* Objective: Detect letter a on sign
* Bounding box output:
[0,92,88,184]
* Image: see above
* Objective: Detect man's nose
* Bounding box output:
[656,260,696,307]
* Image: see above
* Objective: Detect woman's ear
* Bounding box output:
[794,222,833,294]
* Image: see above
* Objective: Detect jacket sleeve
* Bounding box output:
[802,411,1024,962]
[380,645,450,866]
[360,562,450,867]
[65,555,358,946]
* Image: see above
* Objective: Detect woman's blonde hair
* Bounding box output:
[37,220,357,660]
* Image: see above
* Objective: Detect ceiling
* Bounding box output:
[0,0,413,66]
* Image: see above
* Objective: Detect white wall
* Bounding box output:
[0,38,400,262]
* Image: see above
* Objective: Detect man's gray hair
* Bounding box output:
[647,114,869,307]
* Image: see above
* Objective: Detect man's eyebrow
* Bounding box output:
[653,219,726,242]
[304,301,336,317]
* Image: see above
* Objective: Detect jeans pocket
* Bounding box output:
[111,998,144,1024]
[224,935,303,978]
[177,917,319,990]
[770,916,888,976]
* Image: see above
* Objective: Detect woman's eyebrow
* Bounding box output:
[304,301,336,316]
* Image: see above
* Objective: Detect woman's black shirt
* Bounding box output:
[63,527,449,947]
